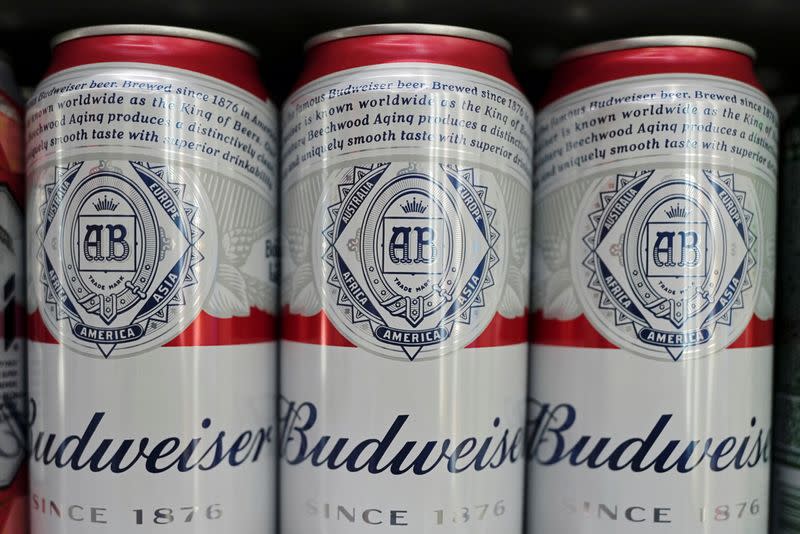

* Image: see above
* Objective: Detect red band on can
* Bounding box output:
[282,309,529,348]
[540,45,762,108]
[297,33,521,90]
[46,34,269,100]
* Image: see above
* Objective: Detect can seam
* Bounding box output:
[559,35,756,63]
[304,23,512,53]
[51,24,259,57]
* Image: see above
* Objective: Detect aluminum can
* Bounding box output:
[0,52,29,534]
[25,25,279,534]
[528,36,778,534]
[280,23,534,534]
[773,104,800,533]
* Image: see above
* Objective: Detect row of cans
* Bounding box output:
[0,21,793,533]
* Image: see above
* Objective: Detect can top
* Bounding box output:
[51,24,259,57]
[559,35,756,63]
[305,23,512,53]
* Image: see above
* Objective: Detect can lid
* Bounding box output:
[51,24,259,57]
[559,35,756,63]
[305,23,512,53]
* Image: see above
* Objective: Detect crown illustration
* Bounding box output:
[665,204,690,219]
[93,195,119,212]
[401,197,427,214]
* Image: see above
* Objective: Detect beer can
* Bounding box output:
[773,104,800,533]
[0,52,29,534]
[528,36,778,533]
[25,25,279,533]
[280,23,534,534]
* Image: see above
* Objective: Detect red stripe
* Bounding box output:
[164,308,276,346]
[281,308,353,347]
[29,308,276,346]
[0,98,23,180]
[28,311,56,344]
[729,315,774,348]
[541,46,763,107]
[532,310,617,348]
[46,35,269,100]
[532,311,773,349]
[0,468,27,534]
[296,34,521,91]
[281,307,528,348]
[466,313,528,348]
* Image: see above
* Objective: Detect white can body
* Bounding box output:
[25,62,279,534]
[280,61,534,534]
[529,73,778,534]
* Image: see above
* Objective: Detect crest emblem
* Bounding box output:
[575,169,758,360]
[319,163,504,361]
[37,160,213,358]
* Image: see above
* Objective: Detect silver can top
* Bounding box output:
[559,35,756,63]
[305,23,512,53]
[51,24,259,57]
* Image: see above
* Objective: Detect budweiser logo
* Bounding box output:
[527,399,770,473]
[278,397,523,474]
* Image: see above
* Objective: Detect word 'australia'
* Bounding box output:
[528,400,770,473]
[279,398,522,474]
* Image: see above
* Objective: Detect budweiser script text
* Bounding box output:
[20,397,770,475]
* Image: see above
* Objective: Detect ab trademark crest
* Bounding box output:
[37,160,214,358]
[574,169,759,360]
[319,163,505,361]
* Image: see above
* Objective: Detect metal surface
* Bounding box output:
[52,24,259,56]
[26,32,278,534]
[305,23,512,52]
[559,35,757,62]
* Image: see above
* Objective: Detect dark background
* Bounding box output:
[0,0,797,108]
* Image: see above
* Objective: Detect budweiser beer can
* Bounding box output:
[529,37,777,533]
[0,53,28,533]
[280,24,534,534]
[773,105,800,533]
[25,25,279,533]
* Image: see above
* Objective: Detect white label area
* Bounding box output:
[535,76,778,192]
[29,343,276,534]
[534,74,777,343]
[282,63,532,353]
[530,74,777,534]
[280,341,526,534]
[26,63,279,356]
[529,345,771,534]
[282,63,533,184]
[280,63,533,534]
[25,63,279,534]
[27,64,277,189]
